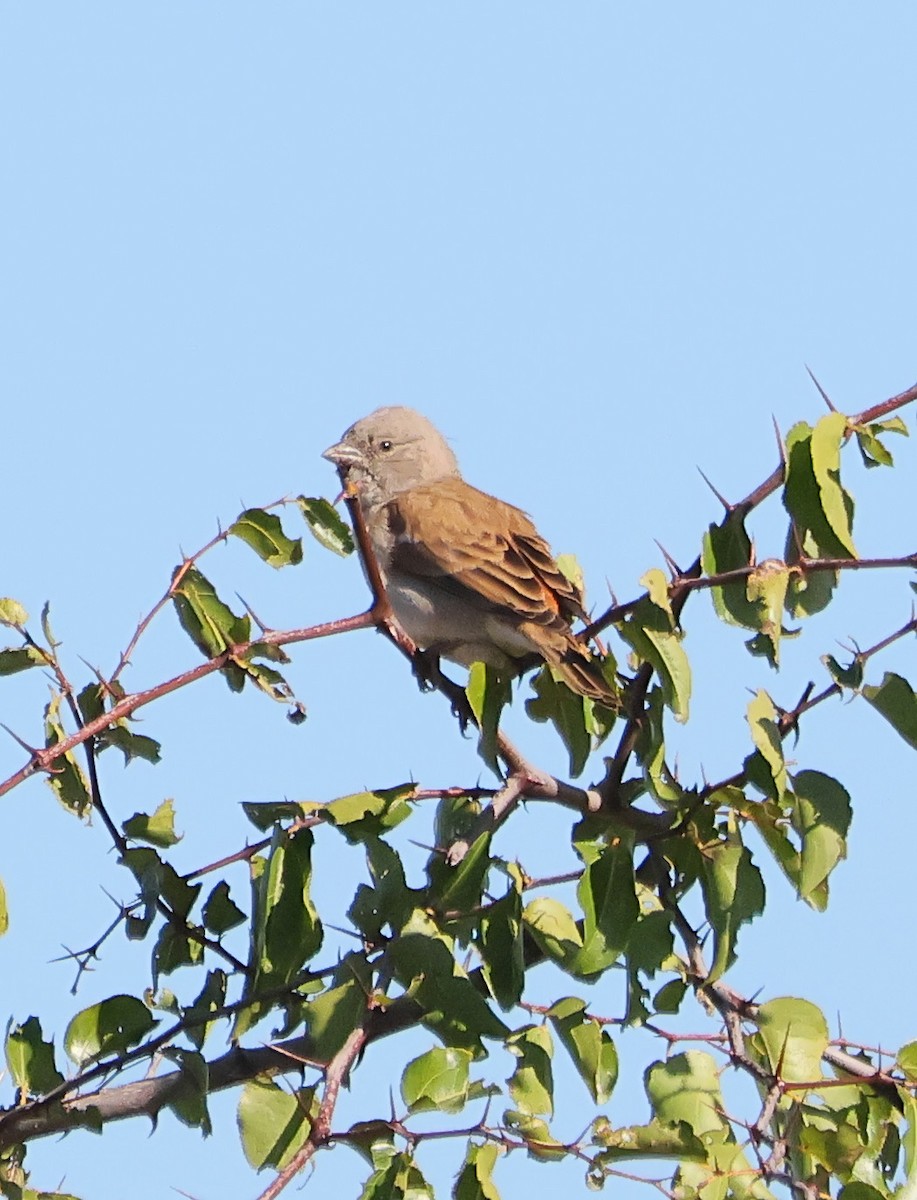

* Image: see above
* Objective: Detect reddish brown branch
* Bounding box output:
[0,612,376,800]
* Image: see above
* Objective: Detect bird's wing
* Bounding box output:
[386,477,587,629]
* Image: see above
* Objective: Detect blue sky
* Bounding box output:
[2,5,916,1199]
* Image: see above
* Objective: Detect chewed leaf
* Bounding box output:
[229,508,303,568]
[297,496,354,556]
[171,566,250,659]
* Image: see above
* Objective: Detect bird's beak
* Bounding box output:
[322,441,364,469]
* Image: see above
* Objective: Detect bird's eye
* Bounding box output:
[379,439,393,452]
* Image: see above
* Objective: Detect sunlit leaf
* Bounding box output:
[863,672,917,751]
[64,994,156,1067]
[466,663,512,776]
[453,1141,502,1200]
[0,598,28,627]
[229,507,303,568]
[297,496,355,556]
[505,1025,554,1117]
[402,1046,474,1114]
[5,1016,64,1095]
[238,1077,315,1170]
[548,997,617,1104]
[756,996,828,1085]
[123,798,180,848]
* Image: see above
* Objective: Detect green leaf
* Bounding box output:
[402,1046,474,1114]
[0,598,28,627]
[256,829,322,976]
[359,1151,434,1200]
[5,1017,64,1095]
[229,507,303,568]
[653,978,688,1015]
[502,1112,566,1161]
[783,417,856,560]
[837,1186,890,1200]
[43,692,92,818]
[235,828,322,1038]
[453,1142,502,1200]
[575,834,639,972]
[636,686,683,806]
[744,560,792,668]
[0,645,45,675]
[791,770,851,906]
[202,881,246,934]
[352,837,416,940]
[427,831,491,916]
[241,798,319,830]
[163,1047,211,1133]
[325,784,415,843]
[386,917,509,1054]
[64,994,156,1067]
[641,567,674,618]
[745,689,787,800]
[307,954,372,1061]
[619,599,691,723]
[153,921,205,977]
[0,875,7,936]
[645,1051,728,1135]
[823,652,864,690]
[120,846,200,923]
[526,666,604,778]
[233,655,298,707]
[701,513,758,629]
[810,411,857,555]
[756,996,828,1084]
[171,565,250,661]
[505,1025,554,1117]
[853,416,908,472]
[123,798,180,848]
[478,881,524,1010]
[625,909,676,1024]
[785,526,838,618]
[699,831,765,982]
[184,969,227,1051]
[548,997,618,1104]
[97,724,163,765]
[898,1041,917,1083]
[297,495,355,556]
[466,663,512,776]
[238,1077,315,1170]
[591,1114,707,1161]
[855,426,895,469]
[521,897,585,976]
[863,672,917,750]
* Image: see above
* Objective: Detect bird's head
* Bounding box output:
[323,406,460,505]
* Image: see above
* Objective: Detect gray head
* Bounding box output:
[323,406,461,504]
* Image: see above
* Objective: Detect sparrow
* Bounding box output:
[323,406,616,706]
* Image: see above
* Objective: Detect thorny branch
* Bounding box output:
[1,381,916,1195]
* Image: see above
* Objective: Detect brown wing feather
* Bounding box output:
[387,478,587,628]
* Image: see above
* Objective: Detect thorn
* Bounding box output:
[236,594,273,634]
[78,656,104,682]
[771,415,787,470]
[654,539,683,577]
[805,364,836,411]
[0,723,40,755]
[697,467,733,513]
[408,839,440,854]
[603,578,620,606]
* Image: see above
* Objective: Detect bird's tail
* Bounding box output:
[549,640,619,709]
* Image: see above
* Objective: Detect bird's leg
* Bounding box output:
[411,647,440,693]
